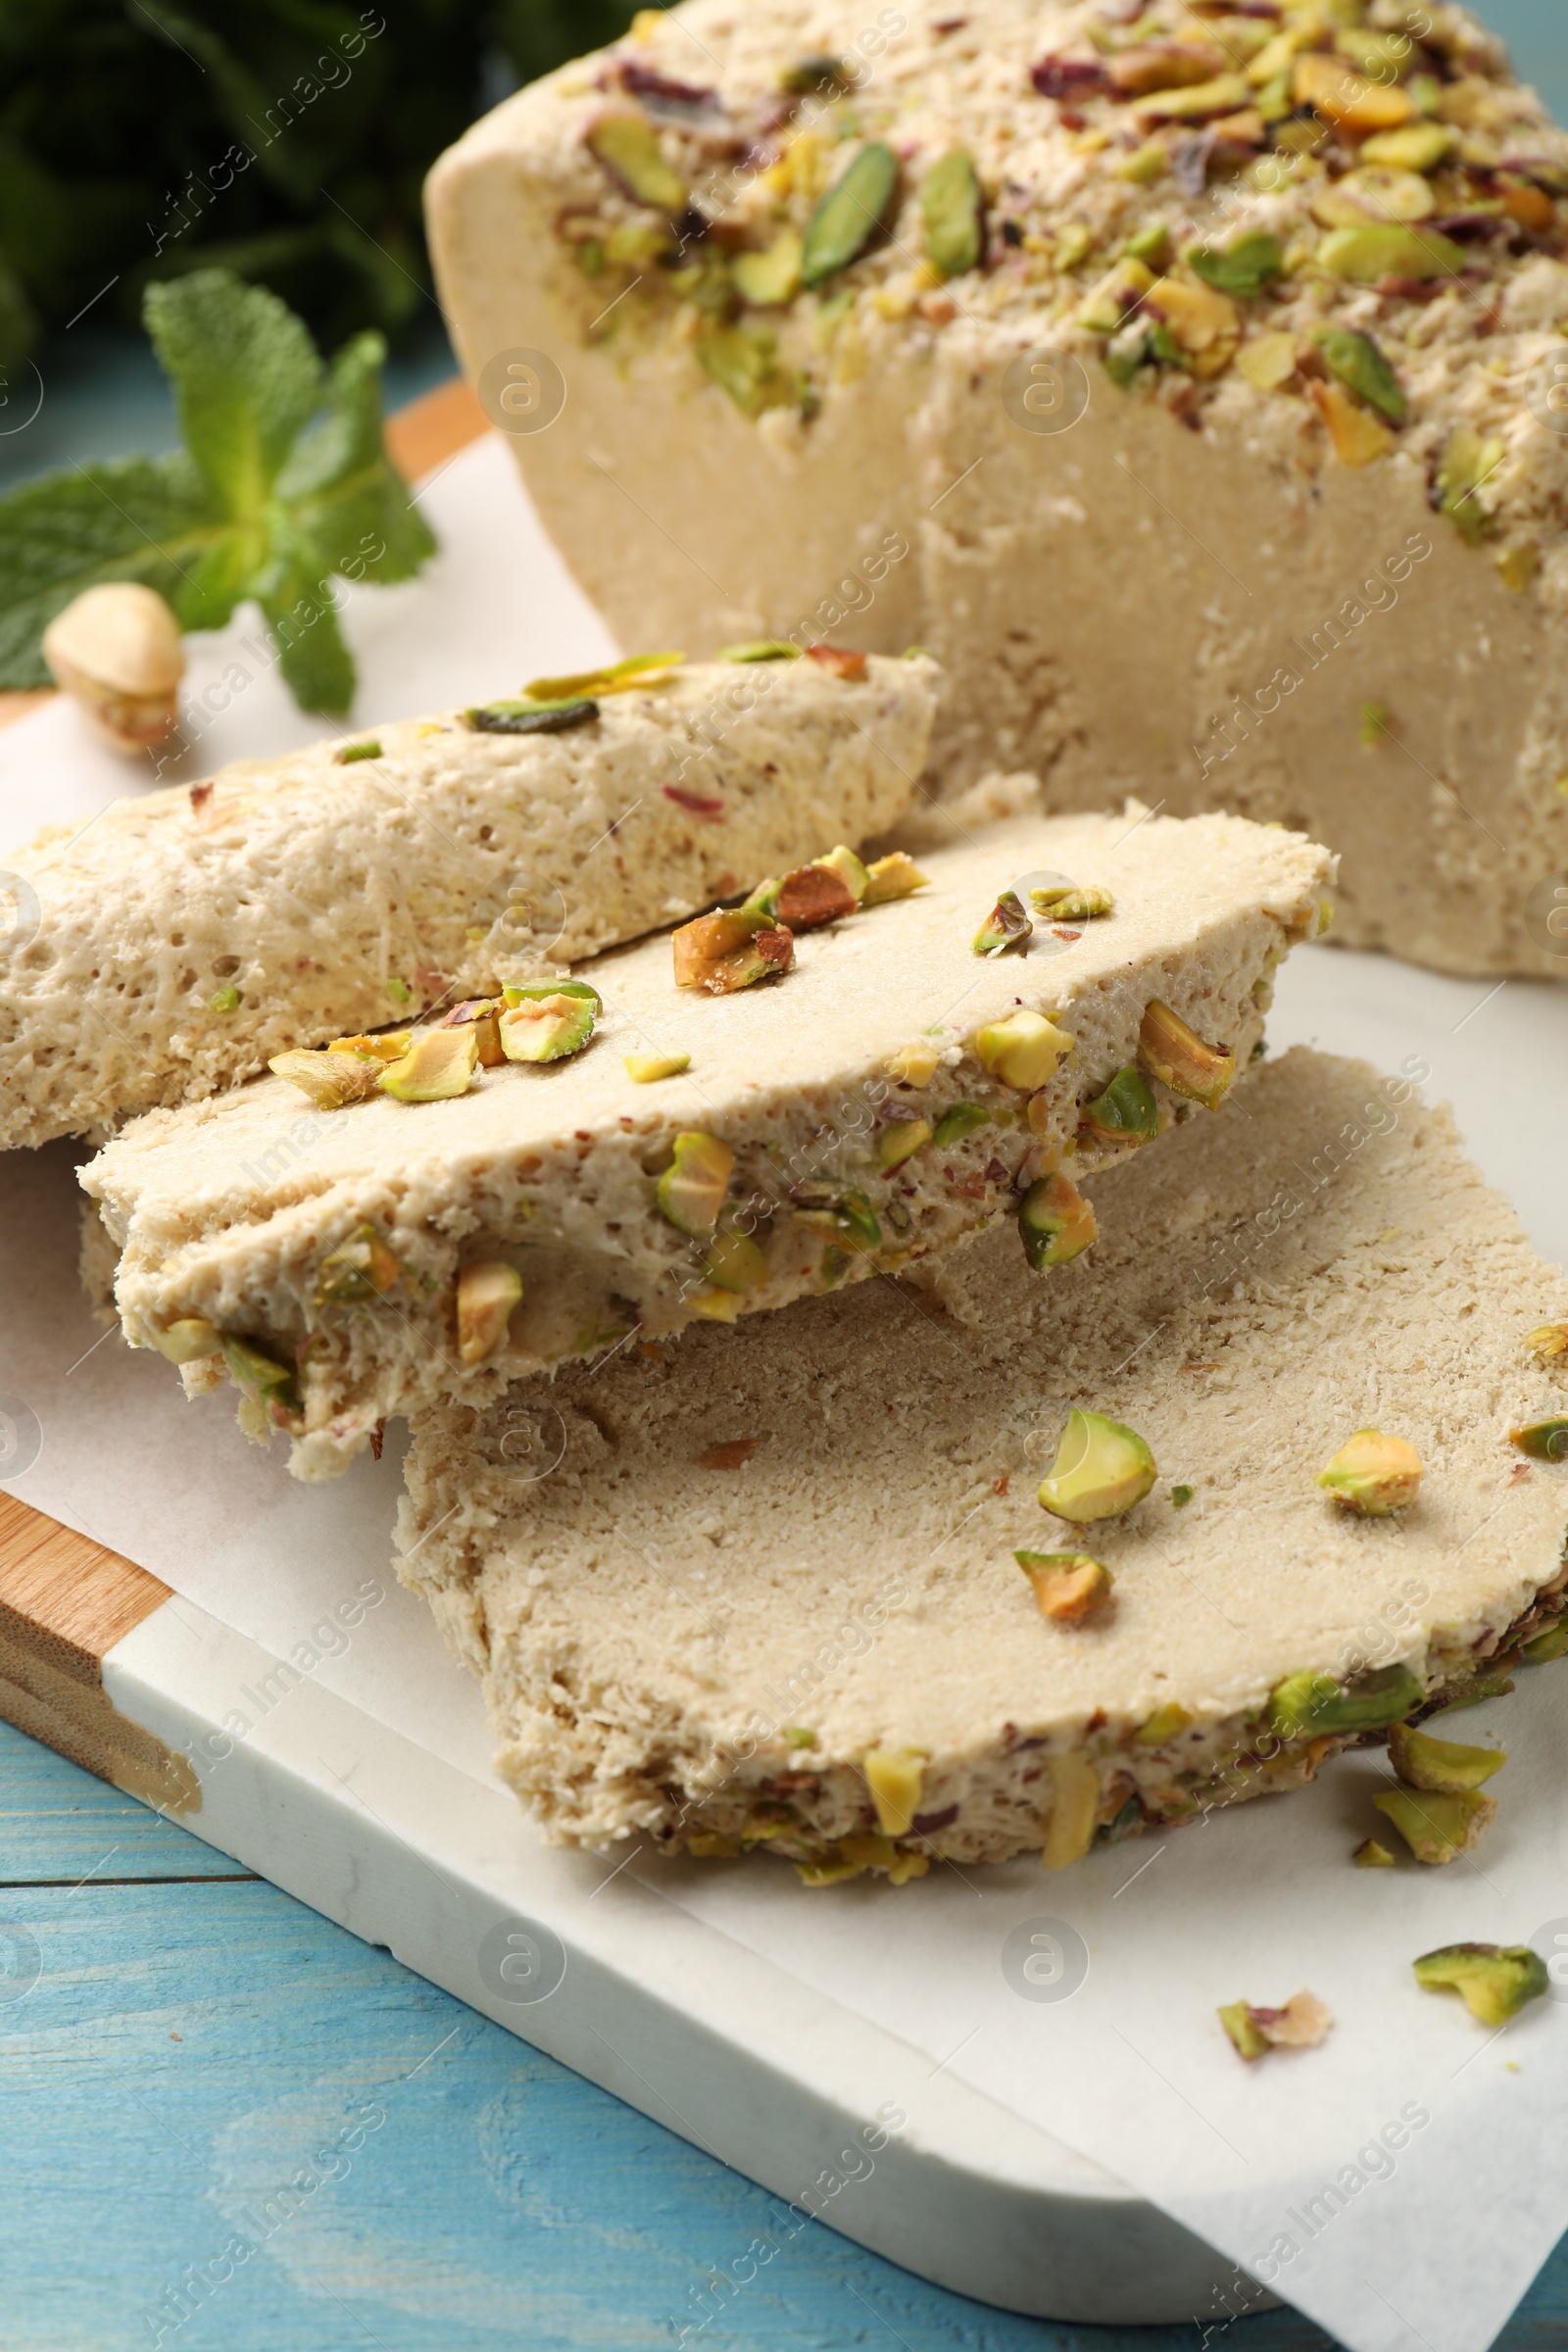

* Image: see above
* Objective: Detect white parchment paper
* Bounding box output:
[3,430,1567,2352]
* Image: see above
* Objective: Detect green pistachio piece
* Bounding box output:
[1081,1065,1160,1147]
[738,875,784,927]
[586,110,688,213]
[733,231,805,308]
[502,979,602,1010]
[220,1335,298,1413]
[718,640,802,662]
[1124,220,1171,267]
[1413,1942,1547,2025]
[498,993,597,1064]
[791,1185,881,1253]
[877,1117,932,1171]
[1316,326,1406,425]
[1353,1838,1396,1868]
[972,890,1032,956]
[316,1223,402,1307]
[150,1317,222,1364]
[974,1008,1074,1090]
[1019,1173,1098,1271]
[802,141,899,288]
[1029,882,1114,921]
[815,844,869,905]
[1523,1621,1568,1663]
[1510,1417,1568,1461]
[1014,1549,1113,1621]
[625,1052,691,1083]
[1037,1409,1156,1522]
[1389,1723,1504,1793]
[1135,1700,1192,1744]
[783,53,850,95]
[705,1229,769,1293]
[524,652,684,700]
[465,697,600,735]
[1317,223,1468,282]
[456,1260,522,1365]
[1171,1483,1194,1508]
[1430,1670,1517,1708]
[1217,2000,1271,2062]
[658,1132,734,1240]
[697,319,793,417]
[1319,1427,1423,1514]
[1435,427,1506,544]
[1188,231,1285,298]
[268,1050,381,1111]
[861,851,929,906]
[209,984,241,1013]
[1269,1663,1424,1739]
[933,1102,988,1149]
[336,739,381,763]
[922,148,983,278]
[378,1027,479,1101]
[1139,1000,1233,1109]
[1359,122,1456,172]
[1373,1788,1495,1865]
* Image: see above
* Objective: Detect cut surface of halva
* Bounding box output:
[0,654,934,1148]
[79,807,1331,1479]
[428,0,1568,977]
[397,1049,1568,1877]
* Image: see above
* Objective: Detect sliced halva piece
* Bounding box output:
[80,807,1331,1478]
[397,1049,1568,1878]
[0,653,935,1147]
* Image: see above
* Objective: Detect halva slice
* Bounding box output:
[0,652,934,1148]
[428,0,1568,977]
[396,1049,1568,1877]
[79,807,1330,1479]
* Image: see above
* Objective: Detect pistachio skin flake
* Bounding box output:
[791,1185,881,1254]
[1019,1173,1098,1271]
[1413,1943,1548,2026]
[1042,1753,1100,1871]
[1038,1409,1155,1523]
[974,1008,1074,1092]
[973,890,1033,957]
[586,110,687,212]
[1269,1663,1423,1740]
[1353,1838,1396,1868]
[1188,231,1284,299]
[1014,1550,1113,1622]
[625,1052,691,1083]
[933,1102,988,1149]
[862,852,930,906]
[1080,1065,1159,1150]
[1389,1724,1505,1795]
[775,862,858,931]
[1138,1000,1234,1110]
[657,1132,734,1241]
[802,141,899,288]
[1319,1428,1423,1514]
[465,697,600,735]
[1373,1788,1495,1866]
[1526,1322,1568,1364]
[315,1222,401,1307]
[268,1049,381,1110]
[456,1260,522,1367]
[150,1316,221,1364]
[922,148,983,279]
[1511,1418,1568,1462]
[863,1746,926,1838]
[1029,883,1113,921]
[378,1027,480,1102]
[1316,326,1406,426]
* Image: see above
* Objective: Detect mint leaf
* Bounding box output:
[257,567,357,717]
[276,330,436,586]
[145,269,321,521]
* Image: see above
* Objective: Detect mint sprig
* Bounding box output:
[0,269,436,714]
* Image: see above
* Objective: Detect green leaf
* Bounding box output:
[275,329,435,585]
[145,269,321,520]
[0,454,229,688]
[254,545,356,717]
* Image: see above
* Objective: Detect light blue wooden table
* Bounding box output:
[5,8,1568,2340]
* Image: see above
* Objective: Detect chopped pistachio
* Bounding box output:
[1171,1484,1195,1509]
[791,1185,880,1253]
[718,640,802,662]
[1372,1787,1495,1865]
[863,1746,926,1838]
[673,908,795,991]
[698,319,794,417]
[933,1102,988,1149]
[1218,2000,1270,2061]
[1294,52,1414,134]
[1028,882,1113,921]
[1359,122,1456,172]
[1188,231,1284,299]
[774,860,857,930]
[503,978,602,1011]
[336,739,381,763]
[739,875,783,926]
[1142,275,1242,378]
[438,999,505,1067]
[843,1833,929,1886]
[1015,1549,1113,1622]
[1319,1428,1423,1515]
[1080,1065,1159,1150]
[329,1029,411,1063]
[1220,1991,1333,2060]
[1510,1418,1568,1462]
[523,652,684,700]
[885,1041,941,1087]
[733,232,805,308]
[1317,223,1468,281]
[802,141,899,287]
[1042,1752,1100,1871]
[465,695,601,735]
[1269,1663,1423,1739]
[795,1852,867,1887]
[657,1132,734,1240]
[705,1230,769,1293]
[1019,1173,1098,1272]
[1138,1000,1234,1110]
[922,148,983,278]
[1355,1838,1396,1867]
[1431,1670,1517,1710]
[688,1831,743,1859]
[972,889,1033,957]
[878,1117,932,1172]
[1316,326,1406,425]
[1038,1409,1156,1522]
[1124,220,1171,268]
[379,1027,479,1101]
[1079,254,1154,334]
[1136,1700,1193,1745]
[497,993,596,1065]
[1413,1942,1547,2025]
[316,1223,401,1306]
[687,1286,742,1322]
[625,1052,691,1083]
[1236,330,1298,391]
[1312,379,1396,467]
[268,1049,381,1110]
[209,984,241,1013]
[1523,1622,1568,1664]
[150,1317,221,1364]
[1389,1723,1504,1794]
[815,844,869,905]
[861,851,930,906]
[220,1335,298,1414]
[783,1725,818,1750]
[586,109,687,211]
[385,977,413,1008]
[456,1260,522,1365]
[974,1008,1074,1092]
[1134,72,1250,124]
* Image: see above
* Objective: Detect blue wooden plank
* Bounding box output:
[0,1718,254,1883]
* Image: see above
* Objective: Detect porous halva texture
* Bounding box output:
[428,0,1568,976]
[79,808,1330,1480]
[397,1049,1568,1876]
[0,655,934,1149]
